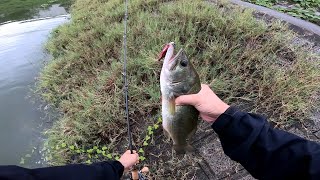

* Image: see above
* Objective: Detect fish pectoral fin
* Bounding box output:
[168,97,175,115]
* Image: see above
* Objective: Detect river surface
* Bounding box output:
[0,15,69,167]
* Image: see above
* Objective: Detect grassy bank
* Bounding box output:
[38,0,320,178]
[245,0,320,25]
[0,0,72,23]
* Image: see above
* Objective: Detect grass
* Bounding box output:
[245,0,320,25]
[0,0,72,23]
[38,0,320,178]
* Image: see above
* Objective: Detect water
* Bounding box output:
[33,4,68,19]
[0,15,70,167]
[0,1,71,24]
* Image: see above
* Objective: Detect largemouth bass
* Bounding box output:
[158,42,201,154]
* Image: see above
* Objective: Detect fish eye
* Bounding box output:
[180,60,188,67]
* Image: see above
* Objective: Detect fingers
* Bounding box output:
[200,84,212,93]
[134,153,139,161]
[175,84,211,106]
[175,94,198,106]
[125,150,137,154]
[119,150,140,171]
[200,84,209,88]
[129,150,139,160]
[141,167,149,173]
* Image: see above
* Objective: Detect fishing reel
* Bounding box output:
[130,167,149,180]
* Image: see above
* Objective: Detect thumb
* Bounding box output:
[175,94,198,106]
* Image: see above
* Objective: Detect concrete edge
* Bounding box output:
[228,0,320,38]
[0,14,71,26]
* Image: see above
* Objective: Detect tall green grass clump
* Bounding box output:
[39,0,319,172]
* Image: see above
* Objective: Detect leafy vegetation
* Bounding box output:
[246,0,320,25]
[21,117,162,172]
[21,142,121,166]
[38,0,320,178]
[0,0,72,23]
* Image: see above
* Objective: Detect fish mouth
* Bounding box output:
[158,42,183,70]
[168,49,183,70]
[158,42,179,62]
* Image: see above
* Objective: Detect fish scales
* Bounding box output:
[159,42,201,153]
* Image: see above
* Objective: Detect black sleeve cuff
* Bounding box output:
[111,161,124,178]
[210,105,267,157]
[211,106,241,133]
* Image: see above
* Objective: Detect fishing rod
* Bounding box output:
[122,0,133,154]
[122,0,148,179]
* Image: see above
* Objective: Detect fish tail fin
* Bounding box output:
[173,144,195,154]
[185,144,195,152]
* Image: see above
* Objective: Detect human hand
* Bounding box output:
[119,150,139,171]
[175,84,230,123]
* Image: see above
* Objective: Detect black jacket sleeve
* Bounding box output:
[0,160,124,180]
[212,106,320,180]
